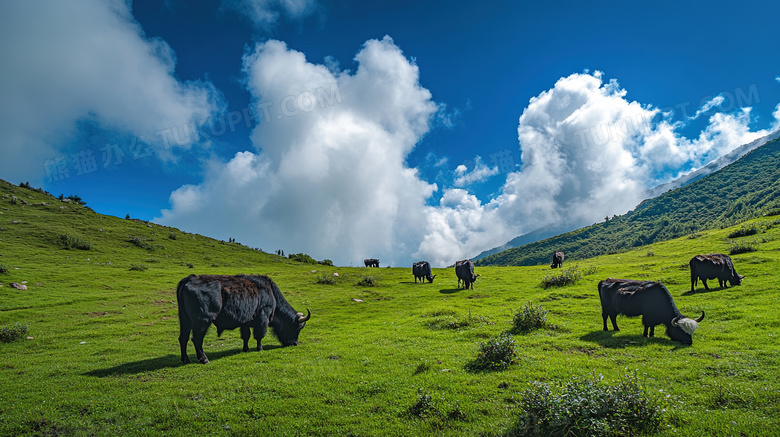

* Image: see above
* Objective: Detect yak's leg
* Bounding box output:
[647,325,655,337]
[702,278,709,290]
[240,325,251,352]
[608,314,619,331]
[253,311,272,351]
[178,318,192,364]
[191,322,210,364]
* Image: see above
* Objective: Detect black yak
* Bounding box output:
[177,274,310,364]
[689,253,744,293]
[598,278,704,345]
[550,251,564,269]
[412,261,436,283]
[455,259,479,289]
[364,258,380,268]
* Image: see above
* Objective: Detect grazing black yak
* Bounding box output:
[177,274,310,364]
[550,251,564,269]
[689,253,744,292]
[412,261,436,283]
[598,278,704,345]
[455,259,479,289]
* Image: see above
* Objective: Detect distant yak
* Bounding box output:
[177,274,310,364]
[455,259,479,289]
[550,251,564,269]
[689,253,744,293]
[598,278,704,345]
[412,261,436,283]
[364,258,380,268]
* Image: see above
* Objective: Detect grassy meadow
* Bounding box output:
[1,182,780,436]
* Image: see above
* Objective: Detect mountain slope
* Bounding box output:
[477,136,780,266]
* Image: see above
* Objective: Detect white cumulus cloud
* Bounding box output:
[158,37,439,266]
[414,71,774,266]
[0,0,222,184]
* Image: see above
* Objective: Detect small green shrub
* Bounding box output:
[506,372,666,437]
[357,275,376,287]
[316,273,337,285]
[0,323,29,343]
[413,362,431,375]
[128,236,154,251]
[728,225,758,238]
[512,301,549,333]
[406,389,437,418]
[0,265,8,275]
[288,253,318,264]
[541,266,583,288]
[57,233,92,250]
[729,240,758,255]
[129,264,148,271]
[466,333,517,372]
[318,259,334,266]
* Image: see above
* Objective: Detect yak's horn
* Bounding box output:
[298,309,311,322]
[694,311,705,323]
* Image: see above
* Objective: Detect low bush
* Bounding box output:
[728,225,758,238]
[0,323,29,343]
[540,266,583,288]
[357,275,376,287]
[318,259,334,266]
[288,253,318,264]
[512,301,549,333]
[406,389,437,418]
[316,273,337,285]
[129,264,148,271]
[57,233,92,250]
[0,264,8,275]
[128,236,154,251]
[729,240,758,255]
[466,333,517,372]
[505,372,666,437]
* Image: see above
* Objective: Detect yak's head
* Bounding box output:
[274,309,311,346]
[427,274,437,283]
[729,274,745,286]
[667,311,705,345]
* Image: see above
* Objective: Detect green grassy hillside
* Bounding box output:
[1,180,779,435]
[478,137,780,267]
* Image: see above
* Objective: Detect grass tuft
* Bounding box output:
[466,333,517,372]
[0,323,29,342]
[729,240,758,254]
[357,275,376,287]
[728,224,758,238]
[506,371,666,437]
[512,301,549,333]
[540,265,583,288]
[57,233,92,250]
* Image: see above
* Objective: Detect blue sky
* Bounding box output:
[2,1,779,266]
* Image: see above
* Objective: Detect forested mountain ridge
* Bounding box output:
[477,136,780,266]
